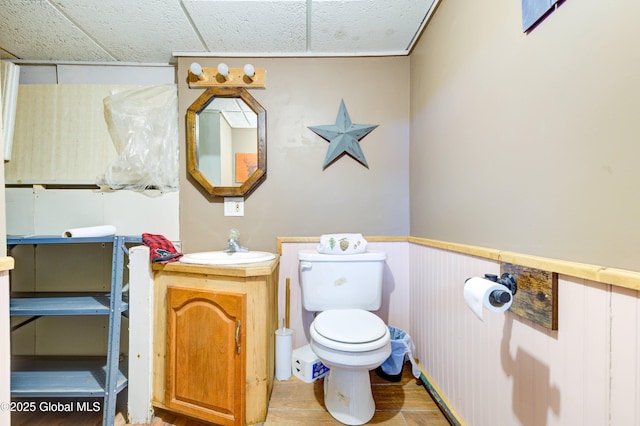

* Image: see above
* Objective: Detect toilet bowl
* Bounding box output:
[309,309,391,425]
[298,249,389,425]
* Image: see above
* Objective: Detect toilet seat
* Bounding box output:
[311,309,390,352]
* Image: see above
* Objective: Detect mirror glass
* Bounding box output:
[187,87,266,197]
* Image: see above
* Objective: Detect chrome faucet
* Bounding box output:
[224,228,248,253]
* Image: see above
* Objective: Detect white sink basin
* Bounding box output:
[179,250,276,265]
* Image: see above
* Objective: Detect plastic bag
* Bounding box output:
[379,326,421,379]
[97,85,179,192]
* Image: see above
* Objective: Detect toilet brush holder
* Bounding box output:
[275,327,293,380]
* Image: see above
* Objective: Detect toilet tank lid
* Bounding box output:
[298,250,386,262]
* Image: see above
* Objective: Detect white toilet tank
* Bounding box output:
[298,250,387,312]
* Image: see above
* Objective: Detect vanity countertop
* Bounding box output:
[0,256,14,272]
[152,255,279,278]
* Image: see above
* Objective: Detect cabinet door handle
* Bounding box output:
[235,320,241,354]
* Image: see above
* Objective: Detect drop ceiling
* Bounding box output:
[208,97,257,129]
[0,0,438,64]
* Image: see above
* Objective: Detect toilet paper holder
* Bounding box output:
[483,273,517,305]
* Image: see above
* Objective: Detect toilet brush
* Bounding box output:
[285,277,291,329]
[275,278,293,380]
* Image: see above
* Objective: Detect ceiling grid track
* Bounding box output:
[179,0,210,52]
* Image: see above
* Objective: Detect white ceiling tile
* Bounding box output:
[0,0,438,62]
[183,0,307,54]
[50,0,205,63]
[0,0,114,61]
[207,97,257,128]
[310,0,431,53]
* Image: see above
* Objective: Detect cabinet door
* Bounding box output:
[165,286,246,426]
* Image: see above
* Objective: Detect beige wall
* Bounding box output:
[410,0,640,272]
[178,57,410,253]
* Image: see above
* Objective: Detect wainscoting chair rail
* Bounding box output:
[276,236,640,291]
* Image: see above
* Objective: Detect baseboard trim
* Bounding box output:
[416,364,465,426]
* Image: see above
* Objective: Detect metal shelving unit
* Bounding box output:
[7,235,141,426]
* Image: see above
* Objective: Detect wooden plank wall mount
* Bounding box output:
[501,263,558,330]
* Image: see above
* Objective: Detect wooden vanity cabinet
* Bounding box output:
[166,286,246,425]
[152,258,279,425]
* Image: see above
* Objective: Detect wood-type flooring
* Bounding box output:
[11,365,450,425]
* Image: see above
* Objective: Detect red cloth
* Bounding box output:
[142,233,183,263]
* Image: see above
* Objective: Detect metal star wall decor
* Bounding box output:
[308,99,378,169]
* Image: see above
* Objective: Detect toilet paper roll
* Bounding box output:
[275,328,293,380]
[62,225,117,238]
[464,277,513,320]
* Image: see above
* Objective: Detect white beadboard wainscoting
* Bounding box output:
[278,238,640,426]
[410,242,640,426]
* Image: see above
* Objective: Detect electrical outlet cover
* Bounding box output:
[224,197,244,216]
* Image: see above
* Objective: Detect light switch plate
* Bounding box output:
[224,197,244,216]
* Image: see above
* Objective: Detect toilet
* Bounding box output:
[298,250,391,425]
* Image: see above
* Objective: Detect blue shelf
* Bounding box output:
[10,295,128,316]
[7,235,142,425]
[7,235,141,245]
[11,356,127,397]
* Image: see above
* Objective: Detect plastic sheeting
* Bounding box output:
[1,61,20,161]
[98,85,178,191]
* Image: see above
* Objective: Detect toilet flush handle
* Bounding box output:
[300,261,312,271]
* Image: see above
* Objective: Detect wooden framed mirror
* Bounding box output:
[186,87,266,197]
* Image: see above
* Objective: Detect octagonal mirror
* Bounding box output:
[186,87,266,197]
